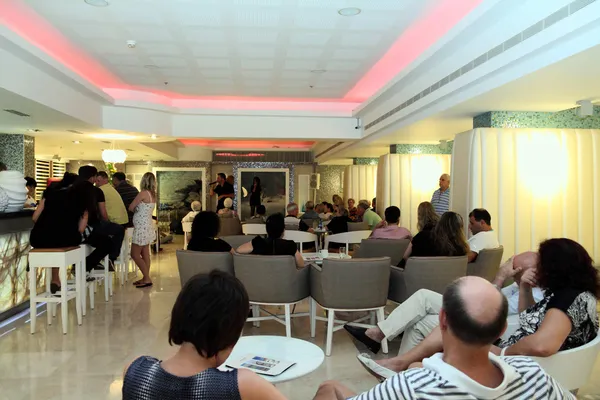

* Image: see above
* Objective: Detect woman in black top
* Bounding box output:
[410,211,469,258]
[327,205,351,250]
[187,211,232,253]
[249,176,262,217]
[237,213,304,268]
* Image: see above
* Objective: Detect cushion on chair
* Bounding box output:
[176,250,234,287]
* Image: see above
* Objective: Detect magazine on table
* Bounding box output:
[226,354,296,376]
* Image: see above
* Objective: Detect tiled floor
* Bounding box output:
[0,236,599,399]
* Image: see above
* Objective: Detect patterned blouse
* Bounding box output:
[498,289,598,350]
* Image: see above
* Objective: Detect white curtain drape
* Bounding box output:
[377,154,451,231]
[452,128,600,261]
[343,165,377,206]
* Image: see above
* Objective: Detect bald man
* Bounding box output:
[316,277,573,400]
[345,252,545,355]
[431,173,451,215]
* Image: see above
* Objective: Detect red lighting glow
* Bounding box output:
[179,140,314,149]
[215,152,265,157]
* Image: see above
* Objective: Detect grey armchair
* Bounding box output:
[310,257,391,356]
[221,235,255,250]
[176,250,234,287]
[389,256,468,304]
[233,253,310,337]
[218,214,243,236]
[354,239,410,266]
[348,222,369,232]
[467,246,504,282]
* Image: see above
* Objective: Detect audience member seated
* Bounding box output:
[326,205,351,251]
[402,209,467,266]
[182,201,202,223]
[347,198,358,221]
[301,201,319,221]
[357,238,600,378]
[247,204,266,223]
[97,171,129,227]
[187,211,232,253]
[30,172,85,294]
[218,198,237,216]
[24,176,37,208]
[332,194,343,207]
[315,276,574,399]
[112,171,139,228]
[237,213,304,268]
[356,201,382,230]
[318,202,334,220]
[467,208,500,262]
[345,252,544,354]
[402,201,439,260]
[284,202,310,231]
[122,271,286,400]
[371,197,377,213]
[370,206,412,240]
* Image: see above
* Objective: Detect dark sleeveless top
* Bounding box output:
[123,356,241,400]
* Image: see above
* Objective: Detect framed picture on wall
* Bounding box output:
[237,168,290,221]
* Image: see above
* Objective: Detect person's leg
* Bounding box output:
[312,381,356,400]
[250,205,255,217]
[94,221,125,261]
[371,289,443,341]
[377,323,443,372]
[130,244,146,284]
[85,232,112,272]
[139,244,152,283]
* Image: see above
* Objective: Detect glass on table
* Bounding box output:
[339,247,347,258]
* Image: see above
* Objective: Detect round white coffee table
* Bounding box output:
[223,335,324,383]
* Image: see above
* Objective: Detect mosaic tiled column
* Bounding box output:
[0,134,35,177]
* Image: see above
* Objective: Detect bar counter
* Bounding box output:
[0,210,34,321]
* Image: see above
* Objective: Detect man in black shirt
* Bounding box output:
[77,166,124,271]
[112,172,139,227]
[210,172,234,211]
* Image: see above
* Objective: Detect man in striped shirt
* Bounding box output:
[430,173,450,215]
[313,277,573,400]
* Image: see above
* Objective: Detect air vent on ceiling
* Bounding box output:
[3,109,30,117]
[67,129,84,134]
[365,0,597,130]
[125,149,134,151]
[102,141,111,144]
[315,142,345,159]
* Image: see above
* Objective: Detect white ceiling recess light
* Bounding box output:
[151,134,157,139]
[73,141,81,144]
[84,0,109,6]
[338,7,361,17]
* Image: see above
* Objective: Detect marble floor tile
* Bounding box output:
[0,235,598,399]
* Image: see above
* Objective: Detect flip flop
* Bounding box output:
[132,280,143,286]
[135,282,153,288]
[356,353,395,382]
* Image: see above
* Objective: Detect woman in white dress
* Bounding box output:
[129,172,156,288]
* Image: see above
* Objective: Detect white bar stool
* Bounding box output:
[116,228,134,285]
[83,244,112,302]
[28,246,83,334]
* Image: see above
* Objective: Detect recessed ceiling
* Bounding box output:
[19,0,443,99]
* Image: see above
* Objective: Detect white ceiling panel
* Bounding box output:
[24,0,439,98]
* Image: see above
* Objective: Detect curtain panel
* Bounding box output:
[343,165,377,207]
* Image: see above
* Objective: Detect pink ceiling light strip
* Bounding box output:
[0,0,122,89]
[344,0,483,101]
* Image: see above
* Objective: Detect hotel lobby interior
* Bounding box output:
[1,0,600,398]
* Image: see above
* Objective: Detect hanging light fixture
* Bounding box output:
[102,142,127,163]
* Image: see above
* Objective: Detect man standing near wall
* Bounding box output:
[431,173,451,215]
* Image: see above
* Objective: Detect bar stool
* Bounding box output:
[115,228,133,285]
[83,244,112,302]
[29,246,83,334]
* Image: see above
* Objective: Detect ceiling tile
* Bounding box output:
[159,68,194,78]
[197,59,231,69]
[287,47,324,59]
[235,9,280,27]
[114,66,153,76]
[102,54,143,66]
[149,57,188,68]
[348,13,398,31]
[201,70,235,78]
[326,61,362,71]
[284,59,319,70]
[172,7,222,26]
[297,0,345,9]
[242,70,273,79]
[66,24,122,39]
[234,0,285,6]
[238,47,276,58]
[183,28,227,43]
[237,29,280,44]
[281,71,313,79]
[240,59,274,69]
[294,12,339,29]
[139,43,183,56]
[289,32,332,46]
[126,26,175,42]
[331,49,367,60]
[191,46,230,58]
[109,7,165,25]
[244,79,273,87]
[340,32,383,47]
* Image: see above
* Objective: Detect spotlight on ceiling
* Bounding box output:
[73,141,81,144]
[85,0,109,6]
[338,7,361,16]
[151,134,157,139]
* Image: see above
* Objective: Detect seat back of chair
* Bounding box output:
[218,215,243,236]
[182,222,192,233]
[285,224,300,231]
[404,256,468,298]
[325,230,372,248]
[532,333,600,391]
[221,235,255,250]
[348,222,369,232]
[233,253,310,303]
[301,218,318,229]
[176,250,233,287]
[242,223,267,235]
[467,246,504,282]
[313,257,390,309]
[283,230,317,243]
[354,239,410,266]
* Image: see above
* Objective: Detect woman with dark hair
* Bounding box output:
[237,213,304,268]
[187,211,232,253]
[123,271,286,400]
[367,237,600,375]
[249,176,261,217]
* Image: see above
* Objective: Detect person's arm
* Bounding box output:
[237,242,254,254]
[467,250,478,263]
[78,211,88,234]
[502,309,572,357]
[237,369,288,400]
[403,242,412,260]
[294,250,305,268]
[128,191,146,212]
[210,186,215,196]
[492,256,516,288]
[518,268,537,313]
[32,197,45,222]
[98,201,108,221]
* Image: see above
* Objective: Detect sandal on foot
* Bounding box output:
[135,282,153,288]
[357,353,395,382]
[132,280,143,286]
